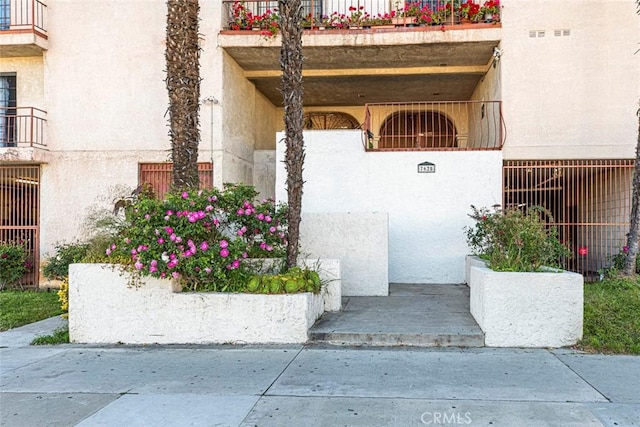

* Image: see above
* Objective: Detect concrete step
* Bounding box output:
[308,284,485,348]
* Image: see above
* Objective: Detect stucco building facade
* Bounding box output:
[0,0,638,288]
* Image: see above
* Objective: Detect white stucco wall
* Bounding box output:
[500,0,640,159]
[467,256,584,348]
[276,130,502,284]
[69,260,340,344]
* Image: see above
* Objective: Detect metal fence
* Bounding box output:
[222,0,490,30]
[0,107,47,147]
[139,163,214,200]
[0,164,40,288]
[503,159,634,279]
[0,0,47,36]
[363,101,503,151]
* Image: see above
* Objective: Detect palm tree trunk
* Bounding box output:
[623,108,640,276]
[166,0,201,190]
[279,0,305,269]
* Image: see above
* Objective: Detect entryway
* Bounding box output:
[309,284,485,347]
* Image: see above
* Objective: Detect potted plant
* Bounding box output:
[458,1,482,23]
[464,205,583,348]
[68,184,342,344]
[229,0,254,30]
[481,0,500,22]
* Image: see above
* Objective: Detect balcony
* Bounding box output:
[0,107,48,162]
[0,0,48,57]
[219,1,501,107]
[363,101,503,151]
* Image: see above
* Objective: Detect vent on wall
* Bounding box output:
[554,29,571,37]
[529,30,546,38]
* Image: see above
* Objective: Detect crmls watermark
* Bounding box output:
[420,411,472,425]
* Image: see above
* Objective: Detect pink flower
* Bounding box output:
[269,226,276,233]
[220,248,230,258]
[166,210,173,216]
[242,252,248,258]
[237,229,244,236]
[219,240,229,249]
[623,246,629,253]
[164,227,174,234]
[237,209,245,215]
[232,259,241,269]
[257,213,265,220]
[265,216,272,223]
[134,261,143,270]
[204,267,212,274]
[149,266,158,273]
[144,214,150,220]
[157,238,164,244]
[111,244,116,250]
[205,205,214,212]
[131,249,137,255]
[172,272,180,279]
[170,234,177,242]
[200,241,209,251]
[260,242,267,250]
[105,248,112,256]
[182,192,189,199]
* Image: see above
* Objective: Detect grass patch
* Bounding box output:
[0,290,63,332]
[578,276,640,355]
[32,326,70,345]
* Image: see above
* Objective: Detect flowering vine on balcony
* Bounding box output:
[225,0,500,35]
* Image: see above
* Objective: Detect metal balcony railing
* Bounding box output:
[0,107,47,148]
[363,101,503,151]
[222,0,499,31]
[0,0,47,37]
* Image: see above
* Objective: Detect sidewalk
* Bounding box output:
[1,318,638,426]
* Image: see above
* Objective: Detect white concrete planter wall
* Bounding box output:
[466,256,584,348]
[69,259,340,345]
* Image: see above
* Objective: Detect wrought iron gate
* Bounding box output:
[0,164,40,287]
[503,159,634,279]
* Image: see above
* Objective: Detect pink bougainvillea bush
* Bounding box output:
[108,184,287,291]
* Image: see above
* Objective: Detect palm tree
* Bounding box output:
[165,0,201,190]
[278,0,305,269]
[622,1,640,276]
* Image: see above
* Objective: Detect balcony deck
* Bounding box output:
[0,0,48,57]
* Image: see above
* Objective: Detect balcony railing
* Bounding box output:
[222,0,499,32]
[0,0,47,38]
[363,101,503,151]
[0,107,47,148]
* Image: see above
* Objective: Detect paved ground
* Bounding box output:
[1,317,639,426]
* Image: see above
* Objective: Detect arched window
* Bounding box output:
[379,111,457,149]
[303,112,360,130]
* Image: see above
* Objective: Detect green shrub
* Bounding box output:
[107,183,288,292]
[465,205,570,272]
[0,242,28,289]
[42,241,89,281]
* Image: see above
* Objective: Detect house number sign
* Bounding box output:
[418,161,436,173]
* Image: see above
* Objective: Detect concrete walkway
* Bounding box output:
[310,284,485,347]
[1,318,639,426]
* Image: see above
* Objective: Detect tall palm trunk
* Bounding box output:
[623,108,640,276]
[166,0,201,190]
[279,0,305,269]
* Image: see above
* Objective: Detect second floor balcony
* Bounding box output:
[363,101,503,151]
[0,106,46,147]
[0,0,48,57]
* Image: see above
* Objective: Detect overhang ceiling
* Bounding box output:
[221,34,501,106]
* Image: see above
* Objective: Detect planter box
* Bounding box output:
[69,259,341,345]
[466,256,583,348]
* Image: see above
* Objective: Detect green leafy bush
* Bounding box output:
[0,242,28,289]
[108,183,288,292]
[465,205,570,272]
[42,241,89,281]
[246,267,321,294]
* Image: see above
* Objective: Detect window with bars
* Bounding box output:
[0,0,9,30]
[139,163,213,200]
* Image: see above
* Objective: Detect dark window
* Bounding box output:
[303,112,360,130]
[0,73,17,147]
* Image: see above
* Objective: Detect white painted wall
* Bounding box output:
[276,130,503,284]
[500,0,640,160]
